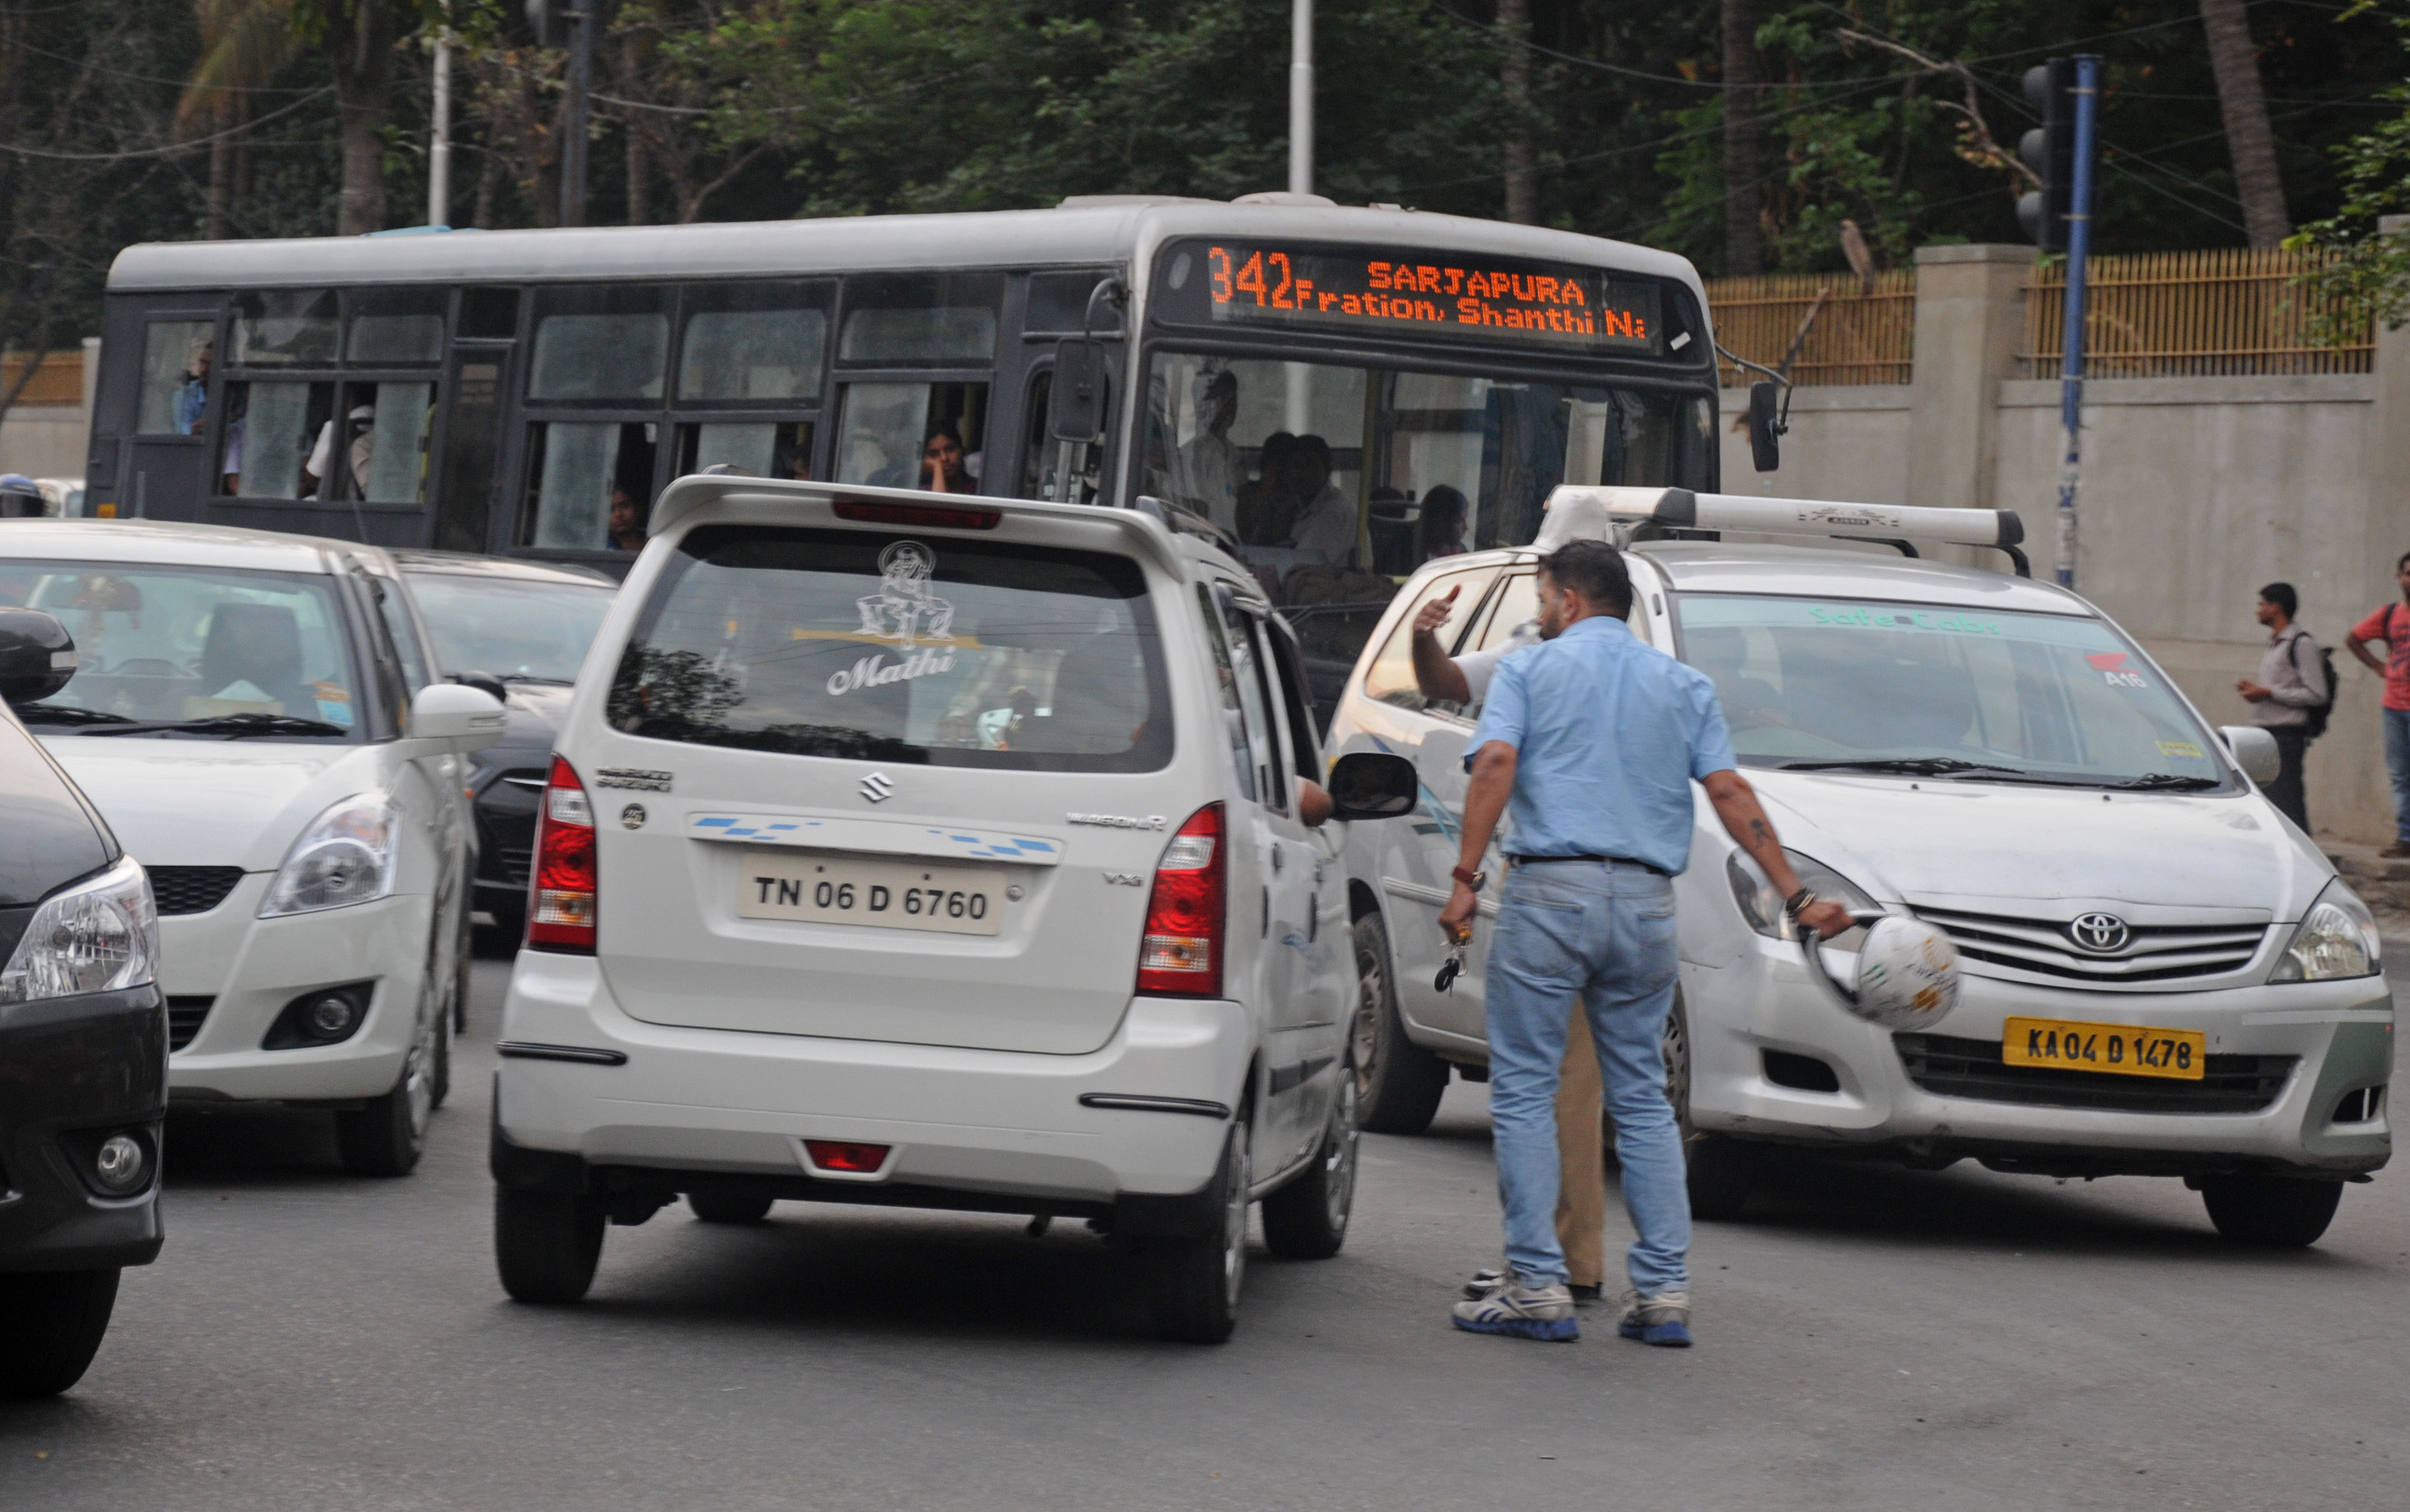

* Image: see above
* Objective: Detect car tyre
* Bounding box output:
[0,1269,120,1398]
[1350,913,1448,1135]
[688,1191,774,1224]
[334,1015,433,1177]
[495,1187,606,1303]
[2200,1173,2344,1247]
[1664,993,1760,1222]
[1146,1117,1250,1344]
[1262,1061,1359,1260]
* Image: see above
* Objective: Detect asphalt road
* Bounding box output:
[7,953,2408,1511]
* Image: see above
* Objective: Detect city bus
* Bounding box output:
[89,195,1721,669]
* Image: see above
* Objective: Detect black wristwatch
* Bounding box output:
[1783,887,1818,919]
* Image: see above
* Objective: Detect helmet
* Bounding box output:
[1836,916,1960,1030]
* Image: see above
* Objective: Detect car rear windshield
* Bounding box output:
[1671,594,2234,790]
[607,525,1171,772]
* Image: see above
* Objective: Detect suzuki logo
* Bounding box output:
[858,771,896,804]
[2068,912,2131,954]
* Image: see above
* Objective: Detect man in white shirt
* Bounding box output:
[1286,434,1359,565]
[1171,370,1240,536]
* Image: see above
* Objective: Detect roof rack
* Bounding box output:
[1536,486,2031,578]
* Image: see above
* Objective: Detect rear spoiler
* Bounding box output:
[1536,486,2030,578]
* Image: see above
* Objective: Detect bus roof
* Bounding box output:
[106,202,1704,297]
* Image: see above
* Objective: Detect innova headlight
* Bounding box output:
[0,855,159,1005]
[1727,849,1879,940]
[2268,880,2382,982]
[259,792,398,918]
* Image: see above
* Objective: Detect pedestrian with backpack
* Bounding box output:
[2238,581,2329,833]
[2346,552,2410,856]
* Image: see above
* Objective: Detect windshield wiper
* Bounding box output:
[498,674,573,685]
[13,705,138,727]
[2099,772,2223,791]
[79,712,350,740]
[1779,758,2032,777]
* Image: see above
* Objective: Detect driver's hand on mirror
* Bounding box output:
[1296,777,1333,827]
[1797,899,1854,939]
[1412,585,1462,636]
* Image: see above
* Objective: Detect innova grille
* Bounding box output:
[1894,1033,2295,1114]
[1912,905,2266,985]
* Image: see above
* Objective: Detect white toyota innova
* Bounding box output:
[489,477,1416,1341]
[1328,487,2390,1248]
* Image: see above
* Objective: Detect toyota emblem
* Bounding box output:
[860,771,896,804]
[2067,912,2130,954]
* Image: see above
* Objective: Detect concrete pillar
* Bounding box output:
[1904,244,2034,513]
[2362,218,2410,578]
[81,335,99,423]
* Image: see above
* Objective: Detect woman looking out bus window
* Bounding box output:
[920,424,972,493]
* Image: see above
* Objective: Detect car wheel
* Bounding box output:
[334,1010,434,1178]
[494,1186,605,1303]
[2200,1173,2345,1247]
[1262,1059,1360,1259]
[1350,912,1448,1135]
[1146,1117,1250,1344]
[1664,994,1760,1222]
[688,1191,774,1224]
[0,1269,120,1399]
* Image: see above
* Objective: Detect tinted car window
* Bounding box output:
[608,526,1169,772]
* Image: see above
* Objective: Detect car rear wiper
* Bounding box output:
[12,704,138,726]
[79,712,350,739]
[1779,757,2032,777]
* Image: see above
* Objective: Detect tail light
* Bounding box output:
[1137,804,1225,997]
[528,756,596,953]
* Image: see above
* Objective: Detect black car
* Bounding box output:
[390,552,618,945]
[0,608,165,1397]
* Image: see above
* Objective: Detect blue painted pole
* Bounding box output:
[2055,54,2102,588]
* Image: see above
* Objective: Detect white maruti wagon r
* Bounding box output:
[489,477,1418,1342]
[1328,487,2391,1248]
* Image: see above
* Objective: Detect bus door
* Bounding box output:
[111,310,223,521]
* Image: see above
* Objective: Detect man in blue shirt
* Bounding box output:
[1439,539,1849,1345]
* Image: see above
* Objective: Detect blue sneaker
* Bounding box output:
[1451,1279,1578,1342]
[1614,1289,1692,1347]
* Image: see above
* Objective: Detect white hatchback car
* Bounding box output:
[1328,488,2390,1248]
[0,520,506,1175]
[489,478,1417,1341]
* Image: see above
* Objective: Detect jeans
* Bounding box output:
[1485,859,1688,1294]
[2265,725,2309,833]
[2386,707,2410,846]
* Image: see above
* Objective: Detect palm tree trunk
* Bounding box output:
[622,29,651,226]
[1722,0,1764,275]
[324,1,400,236]
[1498,0,1536,225]
[2200,0,2289,247]
[207,100,234,240]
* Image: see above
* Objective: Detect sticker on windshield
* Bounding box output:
[312,680,353,727]
[2086,650,2148,689]
[2159,740,2206,760]
[1807,605,2002,634]
[829,541,959,697]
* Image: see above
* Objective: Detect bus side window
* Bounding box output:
[834,383,987,493]
[137,320,218,437]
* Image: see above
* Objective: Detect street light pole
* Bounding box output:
[560,4,595,227]
[1289,0,1313,195]
[2054,53,2102,588]
[428,12,451,228]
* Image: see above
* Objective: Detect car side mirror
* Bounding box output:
[450,669,509,704]
[0,608,76,708]
[2219,725,2281,787]
[1747,380,1784,473]
[1327,751,1420,821]
[1050,337,1109,445]
[411,682,508,754]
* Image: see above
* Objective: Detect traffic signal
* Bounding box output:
[2017,58,2077,250]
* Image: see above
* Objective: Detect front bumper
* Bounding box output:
[0,985,165,1273]
[163,876,435,1104]
[1682,936,2394,1176]
[495,949,1250,1214]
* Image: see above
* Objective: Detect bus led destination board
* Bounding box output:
[1158,240,1667,356]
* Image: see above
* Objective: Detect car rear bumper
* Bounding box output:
[0,985,165,1273]
[494,948,1249,1206]
[1682,937,2394,1176]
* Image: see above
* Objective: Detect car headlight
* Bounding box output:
[259,792,398,918]
[2268,880,2383,982]
[0,855,158,1005]
[1727,849,1880,941]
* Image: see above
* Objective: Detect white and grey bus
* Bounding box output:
[91,195,1720,647]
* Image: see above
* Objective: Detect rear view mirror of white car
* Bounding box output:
[410,682,508,754]
[1328,751,1420,821]
[2218,725,2281,787]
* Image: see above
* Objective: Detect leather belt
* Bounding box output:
[1506,853,1667,877]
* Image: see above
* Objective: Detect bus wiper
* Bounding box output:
[80,712,350,739]
[498,674,574,685]
[2099,772,2223,791]
[13,704,137,726]
[1779,758,2032,777]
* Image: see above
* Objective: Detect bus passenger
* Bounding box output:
[1172,369,1240,536]
[606,486,647,553]
[919,424,973,494]
[175,342,212,436]
[1286,434,1358,566]
[1419,485,1470,561]
[1239,432,1297,545]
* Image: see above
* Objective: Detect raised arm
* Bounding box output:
[1409,586,1472,705]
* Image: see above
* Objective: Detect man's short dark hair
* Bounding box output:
[2261,581,2298,619]
[2397,549,2410,575]
[1539,539,1632,617]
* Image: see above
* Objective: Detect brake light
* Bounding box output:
[528,755,596,953]
[832,499,1001,530]
[1137,804,1225,997]
[804,1140,892,1173]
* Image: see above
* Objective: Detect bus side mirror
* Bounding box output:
[0,608,76,707]
[1747,381,1784,473]
[1050,338,1109,445]
[1327,751,1420,821]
